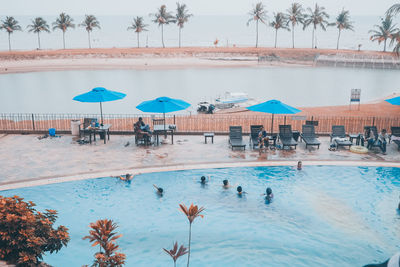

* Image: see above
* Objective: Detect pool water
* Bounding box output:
[2,166,400,267]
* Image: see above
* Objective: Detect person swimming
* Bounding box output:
[200,176,211,184]
[222,179,233,189]
[153,184,164,195]
[115,173,133,181]
[237,186,247,195]
[262,187,273,201]
[297,161,302,170]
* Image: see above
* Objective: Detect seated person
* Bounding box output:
[135,117,152,134]
[153,184,164,196]
[258,126,269,152]
[134,119,151,142]
[367,130,377,149]
[378,129,389,154]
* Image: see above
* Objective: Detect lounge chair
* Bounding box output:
[229,126,246,150]
[301,125,321,149]
[330,125,352,149]
[279,125,297,150]
[391,127,400,150]
[249,125,263,149]
[80,118,97,138]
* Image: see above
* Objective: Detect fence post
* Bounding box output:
[174,115,176,125]
[31,114,35,131]
[372,117,375,126]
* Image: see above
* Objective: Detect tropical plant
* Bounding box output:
[0,16,22,51]
[270,12,290,48]
[179,203,205,267]
[127,16,148,48]
[83,219,126,267]
[52,12,75,49]
[163,242,188,267]
[175,3,193,48]
[79,15,100,49]
[303,4,330,49]
[247,2,267,48]
[334,9,354,50]
[0,195,69,266]
[150,5,175,48]
[286,3,304,48]
[27,17,50,49]
[387,3,400,16]
[369,15,398,52]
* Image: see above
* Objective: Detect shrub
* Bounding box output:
[0,195,70,266]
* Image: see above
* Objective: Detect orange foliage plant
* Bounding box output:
[83,219,126,267]
[0,195,70,266]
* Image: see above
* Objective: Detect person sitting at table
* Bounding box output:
[258,126,269,154]
[135,117,152,134]
[134,119,151,142]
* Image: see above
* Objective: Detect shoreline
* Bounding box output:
[0,47,397,74]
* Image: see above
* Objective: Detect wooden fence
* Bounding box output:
[0,113,399,134]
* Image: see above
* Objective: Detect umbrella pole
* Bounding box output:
[271,114,274,134]
[284,116,286,125]
[100,102,104,125]
[163,112,166,138]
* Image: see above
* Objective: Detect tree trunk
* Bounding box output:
[274,29,278,48]
[255,19,259,48]
[179,27,182,48]
[311,27,315,48]
[8,32,11,51]
[161,24,165,48]
[336,29,341,50]
[37,32,41,49]
[187,223,192,267]
[137,32,140,48]
[174,260,176,267]
[384,39,387,52]
[88,30,91,49]
[63,31,66,49]
[292,23,295,48]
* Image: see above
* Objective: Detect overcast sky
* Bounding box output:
[2,0,398,16]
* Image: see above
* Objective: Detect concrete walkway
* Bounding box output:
[0,134,399,190]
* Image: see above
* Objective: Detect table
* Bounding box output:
[85,124,112,144]
[153,124,175,145]
[349,133,361,144]
[204,133,214,144]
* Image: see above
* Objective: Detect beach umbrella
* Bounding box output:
[136,96,191,129]
[385,96,400,105]
[73,87,126,125]
[246,99,301,133]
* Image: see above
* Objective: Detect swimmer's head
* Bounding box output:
[201,176,206,182]
[237,186,242,193]
[266,187,272,195]
[223,179,228,186]
[158,188,163,194]
[297,161,302,170]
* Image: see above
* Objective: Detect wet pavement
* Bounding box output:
[0,133,399,189]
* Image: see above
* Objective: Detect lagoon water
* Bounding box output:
[0,66,399,114]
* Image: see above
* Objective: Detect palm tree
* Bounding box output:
[27,17,50,50]
[270,12,290,48]
[334,9,354,50]
[52,13,75,49]
[150,5,175,48]
[175,3,193,48]
[0,16,22,51]
[303,4,330,49]
[369,15,398,52]
[79,15,100,49]
[387,3,400,16]
[247,2,267,48]
[286,3,304,48]
[163,242,188,267]
[179,203,205,267]
[127,16,148,48]
[390,31,400,54]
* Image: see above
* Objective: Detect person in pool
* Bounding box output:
[153,184,164,196]
[262,187,274,201]
[237,186,247,195]
[114,174,133,181]
[200,176,210,184]
[222,179,234,189]
[297,161,302,170]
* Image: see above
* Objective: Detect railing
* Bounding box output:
[0,113,399,135]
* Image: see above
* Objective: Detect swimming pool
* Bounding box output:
[2,166,400,266]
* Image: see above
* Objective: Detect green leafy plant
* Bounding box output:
[150,5,175,48]
[127,16,148,48]
[0,16,22,51]
[27,17,50,49]
[247,2,268,48]
[52,12,75,49]
[163,241,188,267]
[79,15,100,49]
[83,219,126,267]
[179,203,205,267]
[0,195,69,266]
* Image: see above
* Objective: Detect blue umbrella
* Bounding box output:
[136,96,191,130]
[246,99,301,133]
[73,87,126,124]
[385,96,400,105]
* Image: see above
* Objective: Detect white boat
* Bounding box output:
[215,92,249,109]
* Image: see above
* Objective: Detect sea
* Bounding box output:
[0,15,390,51]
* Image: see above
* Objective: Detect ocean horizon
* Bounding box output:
[0,15,391,52]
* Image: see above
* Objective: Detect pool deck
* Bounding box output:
[0,133,399,191]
